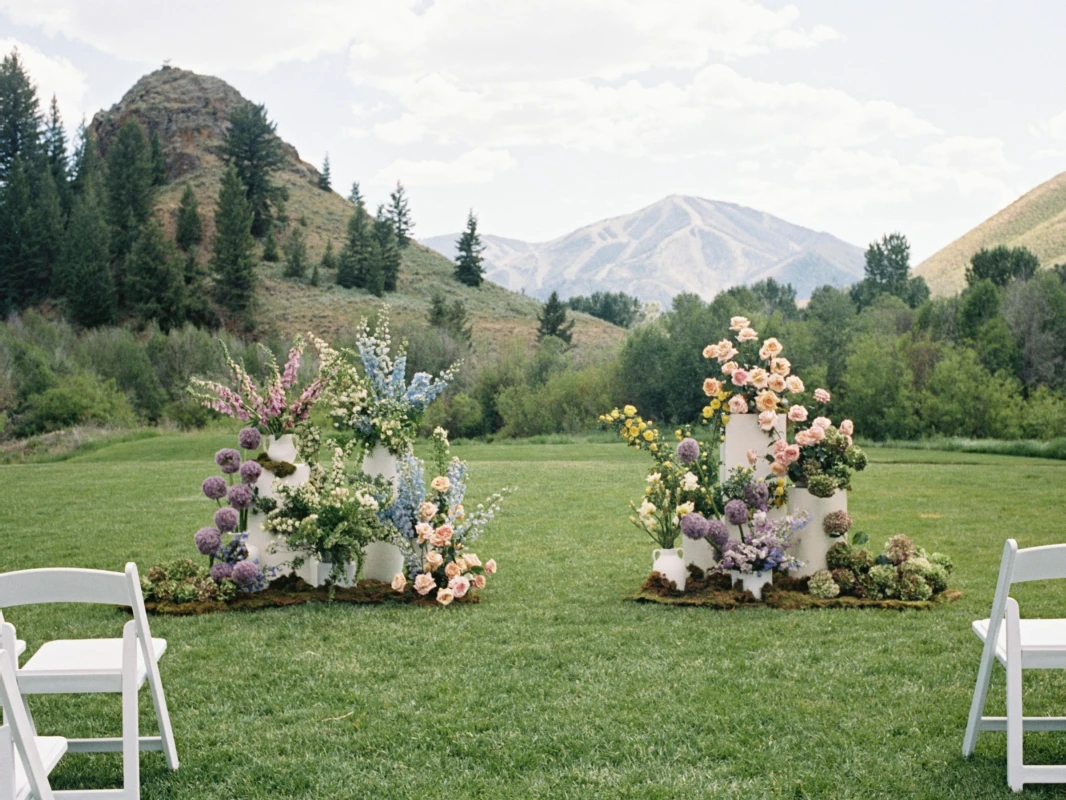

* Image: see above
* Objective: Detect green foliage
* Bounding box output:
[387,180,413,247]
[917,344,1021,438]
[125,220,187,331]
[852,233,927,310]
[282,226,309,280]
[568,291,641,328]
[966,245,1039,287]
[15,371,134,435]
[175,184,203,252]
[840,333,915,440]
[373,207,400,292]
[63,170,117,327]
[210,167,258,324]
[536,291,574,345]
[0,156,33,310]
[317,153,331,191]
[149,128,166,186]
[454,209,485,287]
[428,291,473,344]
[261,227,279,262]
[105,118,155,282]
[142,559,235,605]
[0,48,41,183]
[222,101,286,238]
[43,96,70,212]
[337,202,371,289]
[319,239,338,274]
[76,326,168,421]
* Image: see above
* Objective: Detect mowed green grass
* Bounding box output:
[2,436,1066,798]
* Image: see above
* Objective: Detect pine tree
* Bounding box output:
[262,228,279,262]
[182,250,214,328]
[70,122,99,198]
[0,155,32,311]
[337,203,371,288]
[210,167,258,323]
[374,205,400,292]
[149,128,166,186]
[537,291,575,345]
[283,227,308,279]
[63,170,116,327]
[126,220,186,330]
[309,262,320,287]
[454,209,485,287]
[222,102,286,238]
[317,154,331,191]
[105,118,155,296]
[0,48,41,183]
[43,95,71,213]
[175,184,203,252]
[348,181,363,206]
[320,239,338,273]
[365,236,385,298]
[428,291,472,344]
[24,165,64,304]
[387,180,413,247]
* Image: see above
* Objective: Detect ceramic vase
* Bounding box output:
[652,547,687,592]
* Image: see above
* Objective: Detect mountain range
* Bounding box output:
[422,195,866,305]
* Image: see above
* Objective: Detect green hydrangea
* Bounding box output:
[899,571,933,602]
[142,559,226,605]
[831,568,858,594]
[884,534,917,565]
[924,564,949,594]
[826,542,853,571]
[929,552,954,574]
[806,474,839,499]
[866,564,899,599]
[808,570,841,599]
[849,548,874,574]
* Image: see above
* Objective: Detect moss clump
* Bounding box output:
[254,451,296,478]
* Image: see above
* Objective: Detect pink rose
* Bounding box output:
[814,388,831,404]
[747,448,759,465]
[731,369,750,387]
[729,316,751,332]
[425,551,444,571]
[788,405,808,423]
[473,574,487,590]
[436,588,455,606]
[721,361,738,375]
[485,559,498,575]
[770,357,791,377]
[703,378,722,396]
[785,375,805,394]
[840,419,855,436]
[415,522,433,543]
[808,425,826,443]
[737,327,759,343]
[783,444,801,464]
[770,461,787,477]
[748,368,769,389]
[391,573,407,592]
[418,502,438,521]
[445,561,462,579]
[773,439,788,455]
[728,395,749,414]
[795,430,813,447]
[758,411,777,432]
[703,344,719,359]
[430,524,454,547]
[414,573,436,596]
[812,416,831,430]
[449,575,471,598]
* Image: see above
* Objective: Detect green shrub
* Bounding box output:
[15,372,135,435]
[76,328,167,421]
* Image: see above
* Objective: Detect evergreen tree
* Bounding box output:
[63,171,116,327]
[149,128,166,186]
[210,167,258,323]
[222,101,286,238]
[175,184,203,252]
[348,181,363,206]
[454,209,485,287]
[967,245,1040,287]
[387,180,413,247]
[320,239,338,275]
[310,261,320,287]
[537,291,575,345]
[851,232,926,310]
[365,236,385,297]
[0,155,32,311]
[317,154,331,191]
[337,203,371,288]
[24,165,64,304]
[262,228,279,262]
[125,219,186,330]
[428,291,473,344]
[0,48,41,183]
[105,118,155,294]
[283,227,309,279]
[43,95,71,213]
[374,205,400,291]
[182,250,215,328]
[70,121,99,198]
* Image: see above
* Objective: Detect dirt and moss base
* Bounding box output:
[145,574,480,616]
[630,567,962,610]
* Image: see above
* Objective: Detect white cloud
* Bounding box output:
[921,136,1012,173]
[0,38,87,128]
[371,147,516,186]
[1031,109,1066,140]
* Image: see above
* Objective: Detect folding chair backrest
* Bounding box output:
[0,568,132,609]
[1010,543,1066,585]
[0,649,55,800]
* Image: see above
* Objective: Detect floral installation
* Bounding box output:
[810,534,954,602]
[777,408,868,496]
[140,559,237,606]
[385,427,502,605]
[188,335,334,436]
[326,308,458,456]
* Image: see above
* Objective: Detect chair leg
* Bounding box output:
[964,642,997,756]
[1005,598,1024,792]
[122,623,140,800]
[145,662,178,771]
[0,724,14,800]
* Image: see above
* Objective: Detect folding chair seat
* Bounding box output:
[964,539,1066,791]
[0,564,177,793]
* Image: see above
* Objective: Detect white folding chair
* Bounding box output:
[0,614,26,661]
[0,564,178,795]
[0,645,67,800]
[964,539,1066,791]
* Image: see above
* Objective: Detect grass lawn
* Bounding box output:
[2,435,1066,798]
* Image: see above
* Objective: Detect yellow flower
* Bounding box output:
[650,443,658,452]
[717,390,729,401]
[624,404,637,416]
[638,421,647,431]
[702,406,713,419]
[722,414,731,424]
[643,430,655,441]
[710,399,721,410]
[611,409,621,419]
[628,426,640,438]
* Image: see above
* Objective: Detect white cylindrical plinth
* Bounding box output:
[788,488,847,577]
[721,413,784,479]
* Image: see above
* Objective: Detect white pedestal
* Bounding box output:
[683,537,717,573]
[788,488,847,577]
[362,541,405,583]
[721,413,784,479]
[362,444,399,490]
[730,570,773,600]
[246,448,311,577]
[302,558,356,588]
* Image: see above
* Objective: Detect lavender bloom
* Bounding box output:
[210,562,234,582]
[227,484,254,510]
[214,507,239,533]
[239,460,263,485]
[202,476,227,501]
[677,438,699,465]
[194,527,221,556]
[681,512,710,540]
[215,448,242,474]
[231,560,260,587]
[743,482,771,512]
[725,499,750,527]
[238,427,262,451]
[706,519,730,549]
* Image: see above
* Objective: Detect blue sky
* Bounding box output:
[2,1,1064,261]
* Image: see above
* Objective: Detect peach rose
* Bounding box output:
[770,357,791,377]
[747,448,759,465]
[814,388,831,404]
[391,573,407,592]
[464,553,482,568]
[795,430,813,447]
[454,556,469,572]
[728,394,749,414]
[754,391,780,413]
[703,343,720,359]
[414,573,436,595]
[748,368,769,389]
[759,338,784,359]
[737,327,759,343]
[729,316,751,332]
[430,476,451,493]
[473,574,487,590]
[425,551,444,570]
[703,378,722,396]
[812,416,831,430]
[451,504,466,520]
[436,588,455,606]
[785,375,805,394]
[418,502,438,521]
[773,438,788,455]
[716,343,738,363]
[767,374,786,393]
[415,522,433,543]
[808,425,826,443]
[449,575,471,598]
[731,368,750,387]
[758,410,777,432]
[770,461,787,477]
[721,361,738,375]
[445,561,462,579]
[840,419,855,436]
[788,405,808,423]
[485,559,498,575]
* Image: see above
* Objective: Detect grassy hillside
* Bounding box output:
[915,170,1066,296]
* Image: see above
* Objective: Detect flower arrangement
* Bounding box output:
[263,438,392,588]
[188,335,333,436]
[385,428,501,605]
[777,403,868,496]
[811,534,954,601]
[326,308,458,455]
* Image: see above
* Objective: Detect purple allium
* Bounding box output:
[214,507,239,533]
[215,448,242,474]
[231,560,260,588]
[239,460,263,485]
[743,481,771,512]
[210,562,234,582]
[725,499,750,527]
[706,519,730,549]
[202,475,228,501]
[227,483,254,510]
[677,437,699,465]
[681,512,710,540]
[238,427,262,451]
[194,526,222,556]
